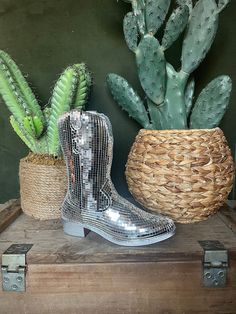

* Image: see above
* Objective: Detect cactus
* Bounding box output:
[47,66,80,156]
[0,51,92,156]
[132,0,146,35]
[218,0,230,12]
[190,76,232,129]
[107,74,151,129]
[145,0,171,35]
[123,12,138,52]
[73,63,92,110]
[185,78,195,117]
[162,5,189,51]
[107,0,232,130]
[177,0,193,12]
[181,0,219,74]
[136,35,166,105]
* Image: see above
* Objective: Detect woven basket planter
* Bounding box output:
[126,128,235,224]
[19,154,67,220]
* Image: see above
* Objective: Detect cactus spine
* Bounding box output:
[107,0,232,130]
[0,51,92,156]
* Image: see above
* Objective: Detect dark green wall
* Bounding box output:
[0,0,235,203]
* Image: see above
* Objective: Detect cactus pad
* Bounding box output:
[190,76,232,129]
[181,0,219,74]
[136,35,166,105]
[123,12,138,52]
[131,0,146,35]
[145,0,171,35]
[107,74,151,128]
[162,5,189,51]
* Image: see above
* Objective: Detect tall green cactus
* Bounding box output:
[107,0,232,130]
[0,51,92,156]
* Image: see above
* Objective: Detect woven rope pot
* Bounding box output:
[126,128,235,224]
[19,154,67,220]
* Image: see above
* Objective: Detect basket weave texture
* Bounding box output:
[19,157,67,220]
[125,128,235,223]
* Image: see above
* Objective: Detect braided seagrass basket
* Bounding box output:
[19,154,67,220]
[126,128,235,224]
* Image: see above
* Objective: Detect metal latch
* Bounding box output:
[1,244,33,292]
[199,240,228,288]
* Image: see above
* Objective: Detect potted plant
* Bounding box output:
[107,0,234,223]
[0,50,91,220]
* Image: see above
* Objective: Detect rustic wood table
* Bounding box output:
[0,199,236,314]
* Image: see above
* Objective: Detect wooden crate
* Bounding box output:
[0,200,236,314]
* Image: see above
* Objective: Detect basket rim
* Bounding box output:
[138,127,221,135]
[20,159,65,168]
[19,154,65,168]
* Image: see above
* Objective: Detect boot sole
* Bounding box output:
[63,219,175,247]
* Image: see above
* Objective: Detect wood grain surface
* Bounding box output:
[0,261,235,314]
[0,202,236,313]
[0,204,236,264]
[0,199,21,234]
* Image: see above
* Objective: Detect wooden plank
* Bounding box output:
[0,199,16,211]
[0,260,235,313]
[218,204,236,234]
[0,209,236,264]
[226,200,236,209]
[0,199,22,234]
[0,202,235,313]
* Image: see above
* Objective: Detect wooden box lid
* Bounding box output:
[1,200,236,314]
[0,200,236,264]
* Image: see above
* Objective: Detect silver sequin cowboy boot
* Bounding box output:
[58,110,175,246]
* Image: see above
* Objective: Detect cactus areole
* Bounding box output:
[0,51,92,157]
[107,0,232,130]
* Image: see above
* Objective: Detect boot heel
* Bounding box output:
[63,221,90,238]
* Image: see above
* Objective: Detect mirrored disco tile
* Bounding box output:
[58,110,175,246]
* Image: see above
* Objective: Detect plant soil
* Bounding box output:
[22,152,65,166]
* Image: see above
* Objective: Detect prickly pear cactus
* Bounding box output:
[185,78,195,117]
[136,35,166,105]
[123,12,138,52]
[107,0,232,130]
[181,0,219,74]
[145,0,171,35]
[162,5,189,51]
[107,73,151,129]
[190,76,232,129]
[0,51,92,156]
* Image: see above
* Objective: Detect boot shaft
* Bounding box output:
[58,110,113,211]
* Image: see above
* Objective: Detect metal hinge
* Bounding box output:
[1,244,33,292]
[199,240,228,288]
